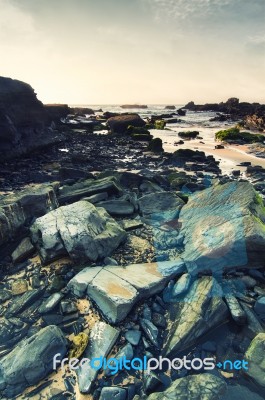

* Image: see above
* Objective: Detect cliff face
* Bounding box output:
[0,77,61,160]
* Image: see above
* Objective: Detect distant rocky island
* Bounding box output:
[0,76,265,400]
[120,104,148,109]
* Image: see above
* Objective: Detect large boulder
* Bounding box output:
[0,76,61,160]
[0,325,67,398]
[178,182,265,274]
[107,114,145,134]
[0,183,58,247]
[69,260,185,324]
[147,373,227,400]
[163,276,228,357]
[245,333,265,387]
[31,200,126,264]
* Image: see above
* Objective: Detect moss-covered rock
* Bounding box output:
[178,131,199,139]
[148,138,164,152]
[215,127,264,143]
[154,120,165,130]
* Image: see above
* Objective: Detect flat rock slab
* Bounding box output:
[77,321,119,393]
[96,200,135,216]
[69,260,185,324]
[31,201,126,264]
[163,276,228,357]
[0,325,67,398]
[138,191,184,219]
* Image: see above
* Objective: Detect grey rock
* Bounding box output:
[38,292,64,314]
[201,341,217,352]
[6,288,44,317]
[172,273,191,297]
[144,371,162,394]
[31,201,126,264]
[58,176,122,205]
[0,325,67,398]
[105,343,134,376]
[240,275,257,288]
[245,333,265,387]
[121,219,143,231]
[146,373,227,400]
[254,297,265,320]
[125,330,142,346]
[140,318,159,348]
[240,302,264,338]
[67,266,103,297]
[77,321,119,393]
[0,183,58,247]
[104,256,118,266]
[225,295,247,325]
[60,300,77,314]
[164,277,228,357]
[178,182,265,274]
[0,289,11,303]
[11,237,35,263]
[152,312,166,328]
[138,191,184,220]
[82,260,185,324]
[83,191,108,204]
[97,200,135,216]
[99,387,127,400]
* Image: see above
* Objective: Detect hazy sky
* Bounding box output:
[0,0,264,104]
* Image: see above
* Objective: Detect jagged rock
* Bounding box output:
[0,289,11,303]
[31,201,126,264]
[77,322,119,393]
[0,325,67,398]
[146,373,227,400]
[178,182,265,274]
[0,184,58,247]
[164,277,228,357]
[140,318,159,347]
[84,192,108,204]
[245,333,265,387]
[69,260,185,324]
[58,176,122,205]
[225,296,247,325]
[138,191,184,220]
[240,302,264,339]
[172,273,191,297]
[11,237,35,263]
[107,114,145,134]
[0,77,61,160]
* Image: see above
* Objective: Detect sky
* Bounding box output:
[0,0,264,104]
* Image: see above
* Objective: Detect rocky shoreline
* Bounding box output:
[0,77,265,400]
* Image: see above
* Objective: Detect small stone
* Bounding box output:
[140,318,159,348]
[152,313,166,328]
[125,330,142,346]
[240,276,257,289]
[105,343,134,376]
[11,237,35,264]
[0,289,12,303]
[104,257,118,266]
[11,279,28,295]
[38,293,64,314]
[60,300,77,314]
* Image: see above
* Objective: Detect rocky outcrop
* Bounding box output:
[244,114,265,131]
[147,373,227,400]
[120,104,148,109]
[68,260,185,324]
[44,104,70,121]
[0,76,61,160]
[107,114,145,134]
[184,97,265,119]
[245,333,265,387]
[163,277,228,356]
[178,181,265,274]
[31,200,126,264]
[0,325,67,398]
